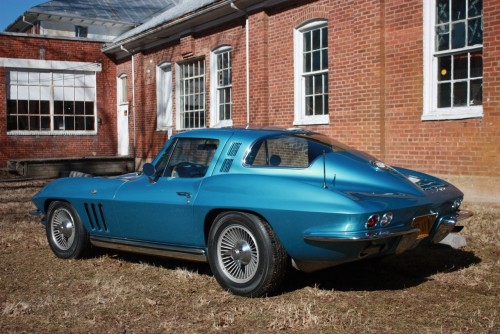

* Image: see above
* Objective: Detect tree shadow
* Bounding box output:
[278,244,481,294]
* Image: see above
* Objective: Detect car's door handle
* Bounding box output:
[176,191,192,204]
[176,191,191,198]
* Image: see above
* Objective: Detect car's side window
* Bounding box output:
[246,135,310,168]
[162,138,219,178]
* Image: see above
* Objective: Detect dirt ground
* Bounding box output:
[0,177,498,333]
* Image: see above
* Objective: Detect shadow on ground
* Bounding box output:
[92,243,480,295]
[280,244,481,293]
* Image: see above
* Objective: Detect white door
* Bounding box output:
[117,105,129,156]
[117,74,129,156]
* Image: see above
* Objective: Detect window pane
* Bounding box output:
[312,51,321,71]
[41,116,50,130]
[451,22,465,49]
[438,56,451,81]
[453,81,467,106]
[18,100,28,114]
[322,49,328,70]
[18,116,29,130]
[75,101,85,115]
[28,100,39,114]
[438,83,451,108]
[305,96,314,115]
[312,29,321,50]
[304,31,311,52]
[468,0,482,17]
[322,27,328,47]
[7,100,17,115]
[315,95,323,115]
[304,53,311,72]
[437,25,451,51]
[468,17,483,46]
[29,116,40,130]
[436,0,449,24]
[470,51,482,78]
[40,101,50,115]
[470,79,482,105]
[451,0,465,20]
[85,117,95,131]
[305,76,313,95]
[453,54,468,79]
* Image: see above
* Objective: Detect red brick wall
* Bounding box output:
[116,0,499,180]
[383,0,500,177]
[0,34,117,167]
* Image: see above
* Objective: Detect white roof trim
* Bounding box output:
[0,58,102,72]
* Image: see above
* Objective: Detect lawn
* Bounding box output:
[0,178,498,333]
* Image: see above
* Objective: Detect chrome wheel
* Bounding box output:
[46,201,90,259]
[217,225,259,283]
[209,211,288,296]
[50,207,75,251]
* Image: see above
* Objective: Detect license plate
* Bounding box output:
[412,214,438,239]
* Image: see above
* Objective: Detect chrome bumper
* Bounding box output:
[304,226,421,243]
[432,210,473,244]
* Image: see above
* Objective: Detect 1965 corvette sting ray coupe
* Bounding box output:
[32,128,472,296]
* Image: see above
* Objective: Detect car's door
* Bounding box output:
[112,137,221,247]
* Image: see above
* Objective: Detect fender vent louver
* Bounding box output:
[227,142,241,157]
[220,159,234,173]
[84,203,108,232]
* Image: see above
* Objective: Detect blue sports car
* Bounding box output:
[31,128,472,296]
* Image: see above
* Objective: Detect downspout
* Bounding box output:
[230,1,250,127]
[120,45,137,161]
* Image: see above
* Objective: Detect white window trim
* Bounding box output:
[175,60,206,130]
[293,20,329,126]
[156,62,173,132]
[422,1,483,121]
[210,45,233,128]
[3,58,99,136]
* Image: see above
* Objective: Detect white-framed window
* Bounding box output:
[175,59,206,130]
[7,69,97,134]
[294,19,329,126]
[210,46,232,128]
[156,62,173,131]
[423,0,483,120]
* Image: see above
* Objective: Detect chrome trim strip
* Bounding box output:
[304,227,421,243]
[90,236,207,262]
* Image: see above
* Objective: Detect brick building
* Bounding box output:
[1,0,499,201]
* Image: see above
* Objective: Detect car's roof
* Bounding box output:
[173,127,314,140]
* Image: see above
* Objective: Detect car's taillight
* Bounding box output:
[365,214,380,229]
[380,212,393,227]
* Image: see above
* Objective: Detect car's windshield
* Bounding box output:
[244,132,349,168]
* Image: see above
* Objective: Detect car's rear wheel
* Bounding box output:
[46,201,90,259]
[208,211,288,297]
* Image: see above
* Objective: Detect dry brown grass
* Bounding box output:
[0,178,498,333]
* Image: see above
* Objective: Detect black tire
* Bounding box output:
[46,201,90,259]
[208,211,288,297]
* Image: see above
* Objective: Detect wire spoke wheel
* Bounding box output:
[208,211,288,297]
[46,201,90,259]
[50,208,75,251]
[218,224,259,283]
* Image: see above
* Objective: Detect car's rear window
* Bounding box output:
[245,133,348,168]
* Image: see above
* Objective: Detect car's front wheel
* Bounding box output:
[46,201,90,259]
[208,211,288,297]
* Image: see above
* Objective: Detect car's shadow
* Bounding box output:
[92,244,480,295]
[279,244,481,294]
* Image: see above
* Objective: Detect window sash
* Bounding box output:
[294,21,329,125]
[422,0,483,120]
[7,70,96,133]
[179,60,205,129]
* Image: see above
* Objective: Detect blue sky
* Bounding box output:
[1,0,46,31]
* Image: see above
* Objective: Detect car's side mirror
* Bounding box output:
[143,163,156,184]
